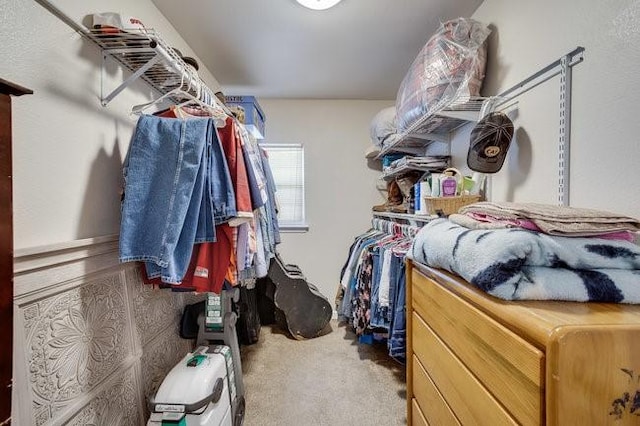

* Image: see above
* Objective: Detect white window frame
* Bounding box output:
[261,143,308,232]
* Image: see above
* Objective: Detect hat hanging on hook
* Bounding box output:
[467,111,514,174]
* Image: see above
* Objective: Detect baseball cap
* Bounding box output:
[467,111,514,173]
[91,13,147,33]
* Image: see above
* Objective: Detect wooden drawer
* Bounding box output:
[412,270,544,425]
[408,261,640,426]
[547,326,640,425]
[413,355,460,426]
[412,399,429,426]
[413,313,517,425]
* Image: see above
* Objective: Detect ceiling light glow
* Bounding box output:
[295,0,343,11]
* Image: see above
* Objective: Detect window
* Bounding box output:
[261,143,308,232]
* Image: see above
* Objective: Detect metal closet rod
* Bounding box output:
[35,0,88,35]
[496,46,585,104]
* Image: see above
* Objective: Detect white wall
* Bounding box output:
[448,0,640,217]
[1,1,219,423]
[0,0,220,250]
[259,99,392,301]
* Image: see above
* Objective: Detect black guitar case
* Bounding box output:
[266,254,332,340]
[256,275,277,325]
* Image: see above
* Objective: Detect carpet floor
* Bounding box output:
[240,320,406,426]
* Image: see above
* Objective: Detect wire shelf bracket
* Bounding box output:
[101,52,161,106]
[495,46,585,206]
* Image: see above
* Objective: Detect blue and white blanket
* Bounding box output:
[409,218,640,303]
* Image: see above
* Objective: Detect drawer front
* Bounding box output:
[412,270,544,425]
[412,398,429,426]
[413,355,461,426]
[547,327,640,425]
[413,313,518,426]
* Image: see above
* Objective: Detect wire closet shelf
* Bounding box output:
[376,96,488,158]
[86,26,220,108]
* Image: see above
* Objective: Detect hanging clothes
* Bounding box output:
[218,116,253,224]
[239,125,269,209]
[138,108,234,287]
[119,115,215,284]
[337,219,420,363]
[119,103,281,292]
[154,105,237,224]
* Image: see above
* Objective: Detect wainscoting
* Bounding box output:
[12,236,202,425]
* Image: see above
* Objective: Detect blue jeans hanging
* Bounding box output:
[388,255,406,363]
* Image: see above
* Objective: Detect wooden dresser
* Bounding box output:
[406,260,640,426]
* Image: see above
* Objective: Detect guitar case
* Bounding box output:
[256,275,277,325]
[266,254,332,340]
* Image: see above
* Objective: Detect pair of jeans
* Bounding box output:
[209,124,237,225]
[154,108,236,226]
[388,255,406,363]
[370,247,387,329]
[120,115,234,283]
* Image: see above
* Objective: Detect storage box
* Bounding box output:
[423,194,481,216]
[225,95,266,139]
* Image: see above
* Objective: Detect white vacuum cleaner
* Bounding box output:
[147,346,232,426]
[148,291,245,426]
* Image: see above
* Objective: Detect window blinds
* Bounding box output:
[261,144,306,229]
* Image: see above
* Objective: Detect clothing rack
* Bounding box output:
[339,220,415,358]
[372,211,436,228]
[371,217,420,239]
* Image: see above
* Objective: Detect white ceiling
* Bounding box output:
[151,0,484,100]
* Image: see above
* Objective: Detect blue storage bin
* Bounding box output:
[225,95,266,139]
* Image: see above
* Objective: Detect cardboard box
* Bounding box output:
[225,95,266,139]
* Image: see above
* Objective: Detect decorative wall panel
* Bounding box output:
[140,325,192,419]
[25,274,131,426]
[126,267,182,347]
[13,236,197,425]
[65,367,142,426]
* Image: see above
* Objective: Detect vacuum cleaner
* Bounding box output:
[147,290,245,426]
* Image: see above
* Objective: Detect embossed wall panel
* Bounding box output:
[23,273,132,426]
[139,325,193,419]
[125,266,183,348]
[13,237,198,425]
[65,366,142,426]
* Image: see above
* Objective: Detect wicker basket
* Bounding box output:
[423,194,481,216]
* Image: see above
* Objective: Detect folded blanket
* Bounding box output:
[459,202,640,237]
[449,212,637,242]
[409,218,640,303]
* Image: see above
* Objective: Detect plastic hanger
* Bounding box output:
[173,77,229,125]
[131,71,188,116]
[174,81,210,111]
